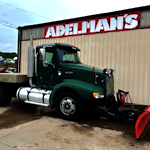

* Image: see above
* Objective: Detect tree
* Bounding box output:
[0,52,17,59]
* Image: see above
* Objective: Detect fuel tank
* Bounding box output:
[16,87,52,104]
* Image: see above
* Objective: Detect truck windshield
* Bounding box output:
[56,46,81,64]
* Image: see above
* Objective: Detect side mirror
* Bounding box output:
[43,48,46,61]
[39,46,55,68]
[39,48,48,67]
[39,48,45,61]
[43,48,49,67]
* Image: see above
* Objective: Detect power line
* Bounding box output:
[0,22,17,28]
[0,20,17,27]
[0,1,49,20]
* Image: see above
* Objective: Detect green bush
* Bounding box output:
[0,63,17,68]
[0,52,17,59]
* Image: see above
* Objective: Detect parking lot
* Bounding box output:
[0,98,150,150]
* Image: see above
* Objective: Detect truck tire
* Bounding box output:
[0,85,12,106]
[55,92,83,121]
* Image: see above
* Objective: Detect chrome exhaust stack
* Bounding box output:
[27,35,35,87]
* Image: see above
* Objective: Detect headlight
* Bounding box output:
[103,68,113,74]
[93,92,104,99]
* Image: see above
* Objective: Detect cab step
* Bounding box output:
[24,100,49,107]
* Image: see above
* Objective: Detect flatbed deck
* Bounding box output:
[0,73,28,83]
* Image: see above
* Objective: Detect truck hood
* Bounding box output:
[63,63,104,73]
[62,63,105,85]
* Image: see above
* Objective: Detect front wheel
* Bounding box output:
[55,92,83,121]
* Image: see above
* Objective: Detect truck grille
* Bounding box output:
[106,75,114,95]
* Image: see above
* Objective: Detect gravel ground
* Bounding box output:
[0,98,150,150]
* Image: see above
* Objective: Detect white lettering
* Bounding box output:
[117,16,124,30]
[88,20,96,32]
[56,25,65,36]
[45,27,56,38]
[82,21,87,33]
[56,24,74,36]
[65,24,70,35]
[56,26,60,36]
[69,24,73,35]
[44,13,139,39]
[82,20,96,33]
[125,14,138,29]
[95,19,104,32]
[59,25,65,36]
[78,30,82,34]
[73,23,78,34]
[101,19,110,31]
[110,17,117,30]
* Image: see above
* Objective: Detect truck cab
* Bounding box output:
[35,43,114,97]
[29,43,114,120]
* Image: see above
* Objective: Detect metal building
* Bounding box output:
[17,5,150,105]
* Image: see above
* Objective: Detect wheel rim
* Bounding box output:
[60,97,76,115]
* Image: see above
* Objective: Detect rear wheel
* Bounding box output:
[55,92,83,121]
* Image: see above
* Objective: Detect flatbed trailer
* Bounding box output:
[0,73,29,106]
[0,73,28,83]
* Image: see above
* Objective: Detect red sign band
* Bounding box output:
[44,11,140,39]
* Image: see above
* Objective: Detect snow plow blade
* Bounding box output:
[135,105,150,140]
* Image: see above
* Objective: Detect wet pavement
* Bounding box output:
[0,98,150,149]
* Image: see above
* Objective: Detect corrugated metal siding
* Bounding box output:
[141,9,150,28]
[20,29,150,105]
[22,27,44,40]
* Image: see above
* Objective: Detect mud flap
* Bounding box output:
[135,105,150,140]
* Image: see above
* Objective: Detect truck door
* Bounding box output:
[37,47,58,89]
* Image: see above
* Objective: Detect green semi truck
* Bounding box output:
[0,38,150,140]
[0,38,114,121]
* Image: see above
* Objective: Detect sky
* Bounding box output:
[0,0,150,53]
